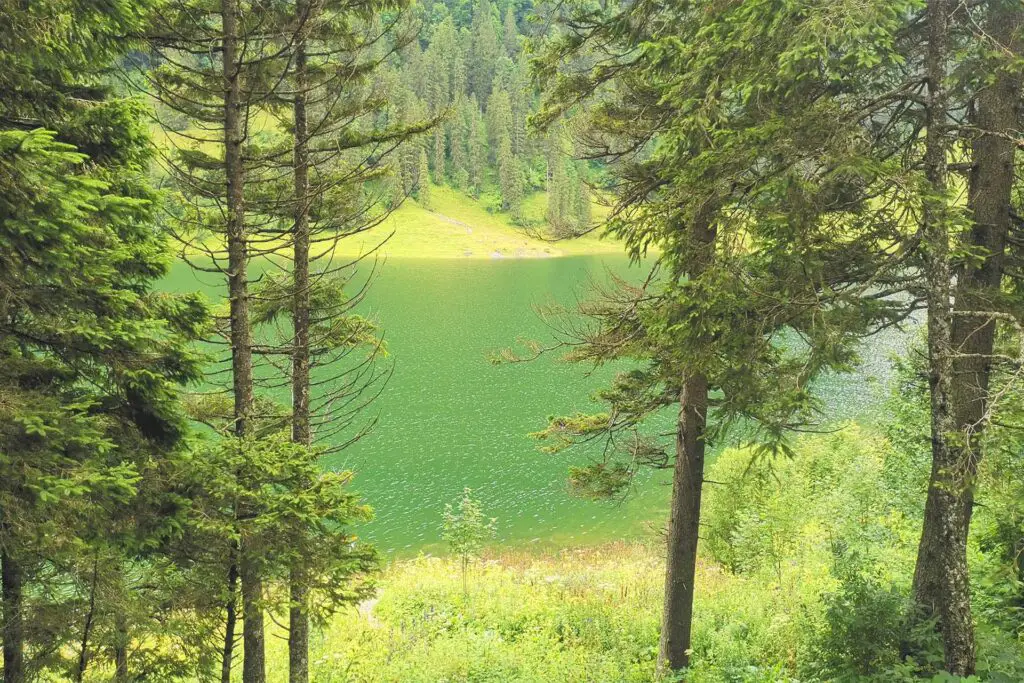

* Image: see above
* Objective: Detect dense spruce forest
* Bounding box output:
[3,0,1024,681]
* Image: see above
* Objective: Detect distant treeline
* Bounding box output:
[379,0,593,232]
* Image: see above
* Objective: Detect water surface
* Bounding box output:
[165,254,910,554]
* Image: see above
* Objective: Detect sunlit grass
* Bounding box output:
[264,542,667,682]
[259,540,815,682]
[346,186,623,259]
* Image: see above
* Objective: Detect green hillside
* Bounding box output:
[337,185,619,259]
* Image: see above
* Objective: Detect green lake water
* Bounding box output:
[165,255,911,555]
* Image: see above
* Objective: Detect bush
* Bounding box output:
[803,542,917,681]
[703,425,916,581]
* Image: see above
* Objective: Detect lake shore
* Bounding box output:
[180,185,625,261]
[299,191,624,260]
[262,540,670,681]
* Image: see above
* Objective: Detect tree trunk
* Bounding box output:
[951,0,1023,515]
[221,0,263,679]
[657,372,709,675]
[240,546,265,683]
[911,0,975,674]
[951,5,1021,455]
[74,556,100,683]
[288,567,309,683]
[222,0,252,445]
[113,612,129,683]
[221,557,239,683]
[288,2,312,681]
[2,548,23,683]
[657,213,715,676]
[914,2,1023,674]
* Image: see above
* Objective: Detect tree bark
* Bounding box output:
[113,612,129,683]
[222,0,253,446]
[288,567,309,683]
[221,556,239,683]
[288,2,312,681]
[657,213,715,675]
[913,2,1023,675]
[240,546,265,683]
[2,547,23,683]
[221,0,263,679]
[951,0,1023,512]
[910,0,976,674]
[657,372,709,675]
[74,556,99,683]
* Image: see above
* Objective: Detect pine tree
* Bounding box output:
[467,0,501,106]
[533,0,926,674]
[509,57,530,157]
[448,97,471,189]
[1,3,205,679]
[432,128,447,183]
[148,0,279,677]
[544,127,574,236]
[467,96,486,196]
[573,163,592,231]
[502,6,520,57]
[908,2,1023,672]
[497,135,522,218]
[255,4,429,679]
[417,147,433,208]
[486,88,513,164]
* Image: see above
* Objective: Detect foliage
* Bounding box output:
[700,413,1024,682]
[375,0,591,233]
[274,490,1021,683]
[442,488,498,595]
[294,544,666,682]
[0,2,210,677]
[523,5,933,599]
[182,432,380,617]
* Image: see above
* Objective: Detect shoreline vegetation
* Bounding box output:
[65,420,1024,681]
[264,422,1022,682]
[358,189,621,259]
[178,185,621,262]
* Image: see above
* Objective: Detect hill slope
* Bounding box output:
[336,185,620,259]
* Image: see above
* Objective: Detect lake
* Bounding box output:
[166,254,911,554]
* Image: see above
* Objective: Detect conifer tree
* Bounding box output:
[251,3,429,679]
[573,163,592,231]
[1,2,205,680]
[909,1,1023,671]
[449,97,472,188]
[432,16,462,94]
[503,6,520,57]
[487,89,514,164]
[432,127,447,183]
[417,147,433,208]
[544,128,574,236]
[467,96,487,196]
[468,0,501,105]
[147,0,281,677]
[497,135,523,218]
[533,0,926,674]
[509,58,530,158]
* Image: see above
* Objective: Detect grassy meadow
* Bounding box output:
[339,185,619,260]
[244,423,1024,683]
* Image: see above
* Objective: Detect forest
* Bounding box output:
[2,0,1024,681]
